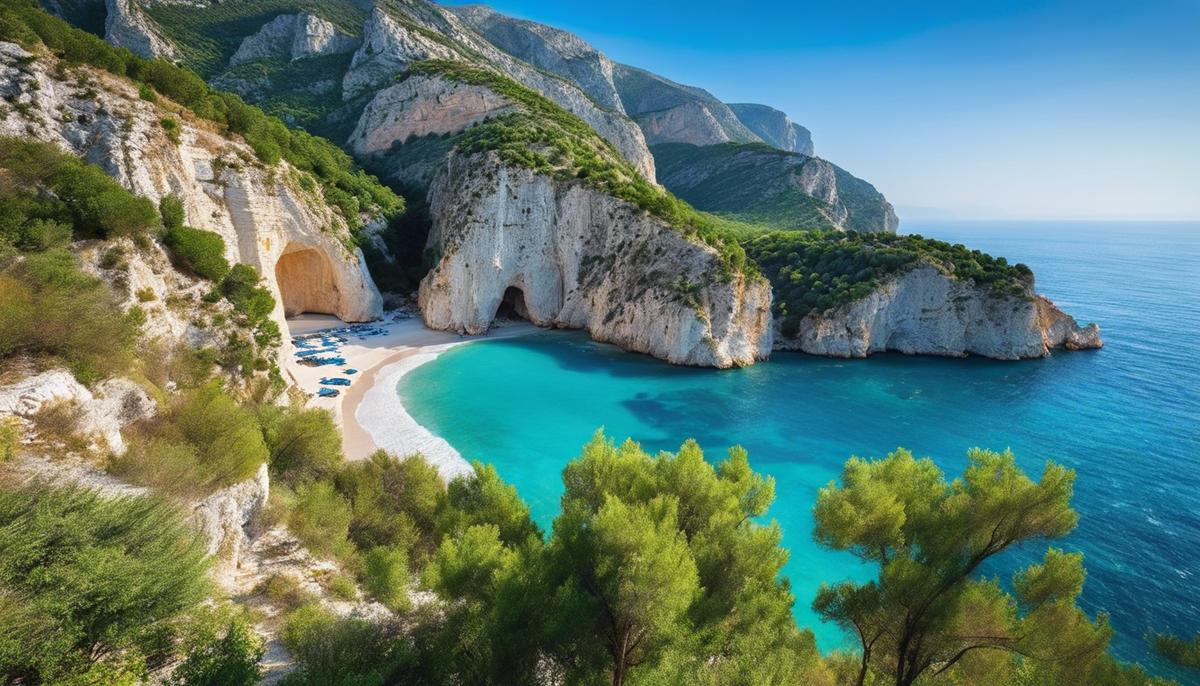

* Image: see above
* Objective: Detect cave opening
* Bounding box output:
[275,246,341,318]
[495,286,530,322]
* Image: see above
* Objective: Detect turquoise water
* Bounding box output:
[400,221,1200,678]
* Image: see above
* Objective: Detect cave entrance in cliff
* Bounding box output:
[495,286,530,322]
[275,245,341,318]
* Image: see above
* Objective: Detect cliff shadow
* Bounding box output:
[495,286,531,322]
[274,245,341,318]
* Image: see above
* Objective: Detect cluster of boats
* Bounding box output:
[291,323,389,398]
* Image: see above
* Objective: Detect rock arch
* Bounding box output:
[274,244,346,318]
[495,286,530,321]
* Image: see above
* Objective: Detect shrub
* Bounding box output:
[161,116,181,145]
[336,451,446,560]
[0,417,20,462]
[0,249,141,382]
[160,194,185,231]
[279,604,402,686]
[288,481,354,560]
[327,573,358,601]
[164,225,230,282]
[257,573,316,611]
[0,485,209,683]
[169,611,263,686]
[258,404,343,488]
[221,263,275,324]
[362,546,411,613]
[110,381,268,496]
[136,286,156,302]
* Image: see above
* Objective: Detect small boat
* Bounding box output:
[343,369,358,375]
[320,377,352,387]
[317,388,340,398]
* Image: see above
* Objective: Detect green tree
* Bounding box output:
[1150,630,1200,671]
[0,486,209,683]
[440,461,541,546]
[811,447,1111,686]
[169,611,263,686]
[258,403,343,488]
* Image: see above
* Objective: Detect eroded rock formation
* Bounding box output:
[419,152,774,368]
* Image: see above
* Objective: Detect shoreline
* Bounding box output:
[283,314,538,479]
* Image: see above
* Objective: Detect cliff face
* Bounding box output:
[419,152,774,368]
[344,6,657,183]
[613,64,760,147]
[0,41,383,328]
[728,103,814,156]
[779,263,1102,359]
[228,12,360,67]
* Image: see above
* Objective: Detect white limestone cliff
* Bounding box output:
[103,0,178,59]
[419,151,773,368]
[229,13,360,66]
[778,263,1102,359]
[0,41,383,328]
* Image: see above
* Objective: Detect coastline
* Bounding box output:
[283,314,538,479]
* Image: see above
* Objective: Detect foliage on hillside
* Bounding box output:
[652,141,895,234]
[0,2,401,235]
[742,230,1033,335]
[139,0,366,77]
[0,486,211,683]
[398,60,759,280]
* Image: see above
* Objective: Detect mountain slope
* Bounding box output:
[728,102,814,155]
[652,143,899,234]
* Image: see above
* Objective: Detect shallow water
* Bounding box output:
[399,221,1200,678]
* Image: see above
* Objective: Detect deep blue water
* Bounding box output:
[400,221,1200,679]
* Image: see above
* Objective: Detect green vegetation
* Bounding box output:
[812,447,1154,686]
[743,230,1033,334]
[0,486,209,683]
[0,2,401,236]
[215,53,357,126]
[0,249,143,382]
[1,136,158,245]
[164,225,231,282]
[110,381,269,496]
[1151,631,1200,671]
[168,610,264,686]
[399,60,756,280]
[279,604,405,686]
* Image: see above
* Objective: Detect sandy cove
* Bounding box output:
[283,314,537,478]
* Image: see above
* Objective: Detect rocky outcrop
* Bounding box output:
[0,41,383,329]
[0,370,155,454]
[103,0,177,59]
[229,13,360,66]
[728,103,814,156]
[778,263,1102,359]
[613,64,759,146]
[348,73,516,157]
[447,4,625,114]
[343,5,657,183]
[192,462,270,584]
[418,152,773,368]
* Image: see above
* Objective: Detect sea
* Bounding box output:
[398,221,1200,680]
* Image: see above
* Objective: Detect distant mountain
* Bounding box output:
[653,143,898,234]
[728,103,813,156]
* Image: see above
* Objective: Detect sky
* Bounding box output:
[450,0,1200,221]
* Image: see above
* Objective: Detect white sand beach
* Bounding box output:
[282,313,536,478]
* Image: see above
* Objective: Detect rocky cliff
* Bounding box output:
[777,263,1102,359]
[228,12,360,67]
[728,103,814,156]
[419,152,773,368]
[0,41,383,330]
[653,142,899,233]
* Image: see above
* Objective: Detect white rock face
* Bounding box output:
[779,263,1103,359]
[191,463,270,585]
[344,6,657,183]
[229,13,360,66]
[447,4,626,114]
[728,103,814,156]
[0,370,155,454]
[419,152,773,368]
[0,42,383,328]
[348,74,517,157]
[104,0,178,59]
[638,101,735,147]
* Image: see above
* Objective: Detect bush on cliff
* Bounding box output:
[110,380,269,496]
[0,249,141,382]
[164,224,231,282]
[0,485,209,683]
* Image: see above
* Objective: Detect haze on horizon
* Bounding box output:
[453,0,1200,222]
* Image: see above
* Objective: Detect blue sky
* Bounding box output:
[452,1,1200,221]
